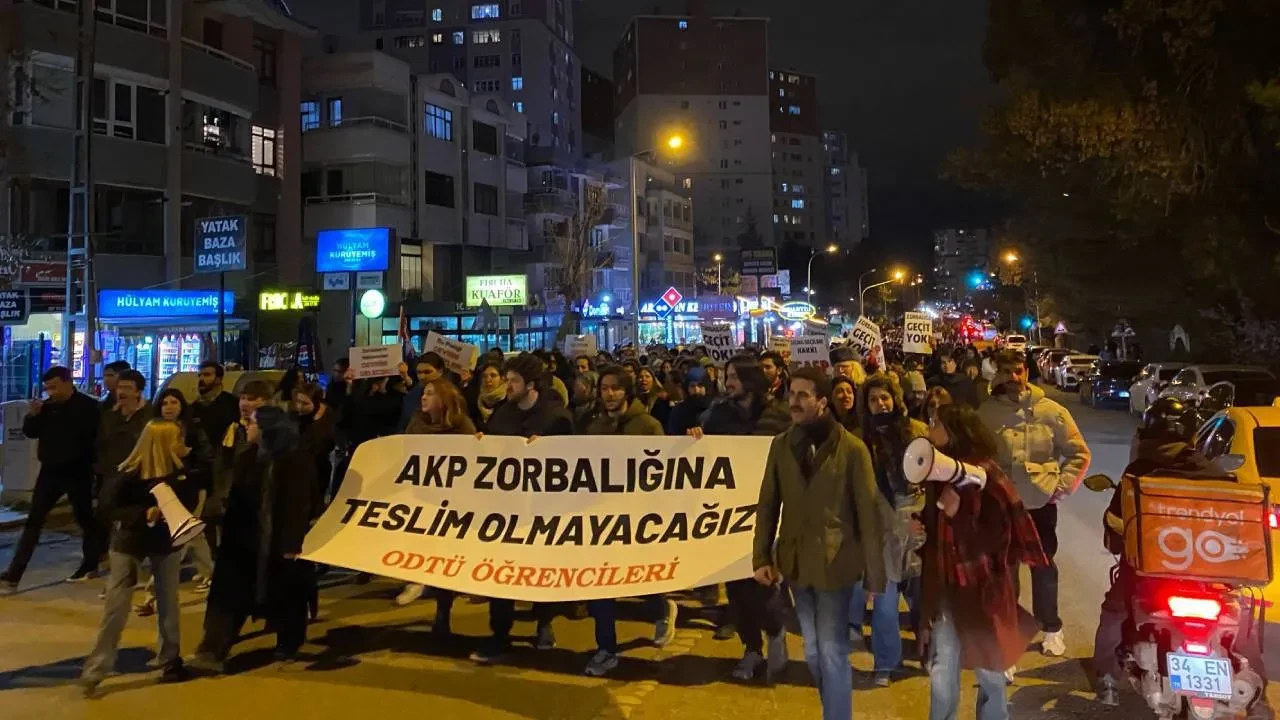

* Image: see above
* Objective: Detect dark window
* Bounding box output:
[1203,421,1236,460]
[254,37,277,86]
[136,86,165,143]
[473,182,498,215]
[326,169,344,196]
[472,121,498,155]
[424,171,455,207]
[202,18,224,49]
[301,170,322,198]
[1255,429,1280,476]
[253,218,276,262]
[474,54,501,68]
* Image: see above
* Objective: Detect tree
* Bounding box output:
[549,178,610,346]
[698,264,741,296]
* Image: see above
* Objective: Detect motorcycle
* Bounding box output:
[1084,473,1266,719]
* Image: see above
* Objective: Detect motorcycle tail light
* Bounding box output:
[1168,596,1222,620]
[1268,507,1278,529]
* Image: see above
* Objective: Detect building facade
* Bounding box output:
[769,70,825,249]
[821,130,869,246]
[612,12,773,261]
[933,228,990,301]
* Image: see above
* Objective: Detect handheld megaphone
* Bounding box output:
[902,437,987,490]
[149,482,206,548]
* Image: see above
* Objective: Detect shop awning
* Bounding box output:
[98,317,251,331]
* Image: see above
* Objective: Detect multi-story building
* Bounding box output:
[769,69,825,249]
[580,65,613,158]
[1,0,310,381]
[612,11,773,262]
[334,0,581,167]
[822,130,869,246]
[933,228,990,301]
[301,50,528,352]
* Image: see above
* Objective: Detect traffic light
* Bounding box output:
[1021,315,1034,330]
[968,272,985,289]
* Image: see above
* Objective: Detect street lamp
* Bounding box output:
[713,252,723,295]
[860,267,907,318]
[806,243,838,304]
[1001,250,1042,343]
[629,130,689,347]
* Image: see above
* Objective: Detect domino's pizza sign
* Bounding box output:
[652,287,683,320]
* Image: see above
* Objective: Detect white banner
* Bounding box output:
[350,344,401,380]
[789,334,831,374]
[301,435,772,601]
[768,335,792,364]
[563,334,598,360]
[903,312,933,355]
[849,316,885,367]
[424,331,479,374]
[700,324,739,366]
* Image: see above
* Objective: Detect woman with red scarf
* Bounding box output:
[917,403,1047,720]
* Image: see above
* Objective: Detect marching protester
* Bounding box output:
[850,374,928,686]
[636,366,672,428]
[760,351,789,400]
[666,367,714,437]
[394,378,477,621]
[397,353,446,432]
[978,350,1090,660]
[928,354,980,409]
[94,369,153,589]
[963,360,990,406]
[100,360,131,412]
[575,354,595,375]
[192,361,242,559]
[470,360,508,431]
[1,367,103,592]
[293,382,336,509]
[922,387,953,428]
[470,354,573,664]
[189,406,318,672]
[571,369,600,431]
[919,403,1048,720]
[580,365,677,676]
[753,366,886,720]
[81,419,195,695]
[688,356,792,680]
[206,381,273,545]
[324,358,351,412]
[830,376,859,433]
[831,346,866,387]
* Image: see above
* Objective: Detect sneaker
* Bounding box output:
[848,625,864,651]
[185,653,226,675]
[1096,675,1120,706]
[731,650,764,681]
[713,622,737,641]
[765,631,789,680]
[584,649,620,677]
[134,596,156,617]
[193,578,212,594]
[159,662,189,684]
[395,583,425,607]
[653,599,678,647]
[80,678,100,699]
[97,587,106,600]
[66,567,96,583]
[874,670,892,687]
[535,623,557,650]
[1041,630,1067,657]
[469,640,511,665]
[1004,666,1017,685]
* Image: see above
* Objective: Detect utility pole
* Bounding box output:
[64,0,96,389]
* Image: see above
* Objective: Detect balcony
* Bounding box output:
[303,117,411,165]
[303,193,412,240]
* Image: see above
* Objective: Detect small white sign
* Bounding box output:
[563,334,598,359]
[769,335,792,364]
[323,272,351,291]
[356,271,383,290]
[848,316,885,367]
[903,312,933,355]
[700,324,739,366]
[424,331,479,374]
[349,344,401,380]
[789,334,831,375]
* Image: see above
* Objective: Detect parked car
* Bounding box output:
[1127,362,1188,415]
[1055,354,1099,389]
[1079,360,1144,408]
[1159,365,1280,407]
[1003,334,1028,353]
[1038,349,1073,381]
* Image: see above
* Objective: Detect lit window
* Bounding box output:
[394,35,426,48]
[513,101,524,112]
[251,125,277,177]
[453,31,465,44]
[781,182,788,192]
[327,97,343,126]
[431,33,444,44]
[425,102,453,140]
[678,20,688,29]
[432,7,442,21]
[791,199,805,209]
[772,213,780,224]
[471,3,501,19]
[778,88,785,97]
[472,29,501,44]
[794,184,805,193]
[788,105,801,115]
[300,101,319,131]
[552,111,560,124]
[830,167,841,175]
[682,177,692,189]
[512,76,524,90]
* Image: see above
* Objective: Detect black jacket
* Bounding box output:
[340,383,402,447]
[485,393,573,438]
[99,471,177,558]
[667,394,711,437]
[95,404,154,477]
[700,395,793,437]
[929,372,981,409]
[24,391,100,470]
[192,391,240,455]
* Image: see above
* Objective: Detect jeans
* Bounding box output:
[6,468,99,581]
[929,608,1008,720]
[850,579,907,671]
[1093,562,1134,681]
[793,585,856,720]
[82,550,182,683]
[1017,504,1061,633]
[488,600,554,644]
[587,596,665,653]
[726,579,784,654]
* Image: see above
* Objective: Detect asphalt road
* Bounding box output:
[0,387,1274,719]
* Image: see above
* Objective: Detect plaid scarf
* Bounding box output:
[937,459,1048,589]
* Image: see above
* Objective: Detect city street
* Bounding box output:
[0,387,1274,720]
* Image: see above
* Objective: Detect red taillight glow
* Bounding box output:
[1168,596,1222,620]
[1184,642,1211,654]
[1269,508,1278,529]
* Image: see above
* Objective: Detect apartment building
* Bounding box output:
[769,69,824,249]
[822,130,870,246]
[612,12,773,260]
[933,228,990,301]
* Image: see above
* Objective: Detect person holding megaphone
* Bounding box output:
[905,404,1048,720]
[81,419,195,697]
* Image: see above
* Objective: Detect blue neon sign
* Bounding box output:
[98,290,236,319]
[316,227,391,273]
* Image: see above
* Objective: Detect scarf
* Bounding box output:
[937,460,1047,591]
[478,383,506,422]
[406,413,460,435]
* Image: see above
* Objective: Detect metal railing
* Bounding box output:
[183,141,249,163]
[302,116,410,134]
[181,37,255,74]
[304,192,410,206]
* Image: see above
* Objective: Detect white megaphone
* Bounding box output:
[902,437,987,490]
[149,482,206,548]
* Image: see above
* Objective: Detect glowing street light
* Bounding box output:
[807,244,840,304]
[628,128,693,346]
[1003,251,1020,265]
[666,134,685,151]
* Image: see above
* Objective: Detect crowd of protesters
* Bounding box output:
[0,334,1089,719]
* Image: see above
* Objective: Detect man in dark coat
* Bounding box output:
[1,367,102,591]
[191,361,240,453]
[927,354,981,409]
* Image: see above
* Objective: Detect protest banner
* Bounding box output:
[789,334,831,374]
[903,312,933,354]
[848,316,885,367]
[768,335,792,364]
[350,344,401,380]
[563,334,598,360]
[301,434,773,602]
[700,324,739,365]
[424,331,479,374]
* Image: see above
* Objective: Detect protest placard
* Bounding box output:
[768,335,792,364]
[903,312,933,354]
[563,334,598,360]
[350,344,401,380]
[424,331,479,374]
[301,434,773,601]
[848,316,885,367]
[789,334,831,374]
[700,324,739,365]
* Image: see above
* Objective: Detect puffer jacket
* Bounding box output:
[977,383,1091,509]
[584,398,664,436]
